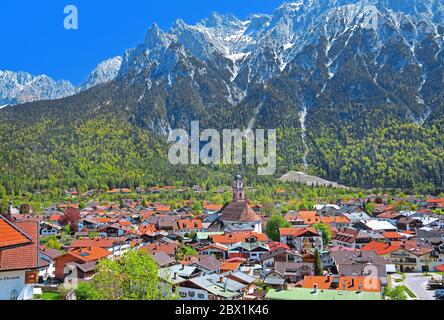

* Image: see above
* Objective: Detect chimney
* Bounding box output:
[173,272,177,280]
[181,264,185,270]
[219,276,224,284]
[313,283,318,293]
[358,284,363,293]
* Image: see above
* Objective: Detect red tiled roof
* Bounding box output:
[204,204,223,211]
[0,216,32,249]
[0,221,40,271]
[211,232,268,245]
[177,219,203,230]
[298,211,321,225]
[279,227,319,237]
[68,247,112,262]
[303,276,381,292]
[362,241,400,255]
[383,232,404,240]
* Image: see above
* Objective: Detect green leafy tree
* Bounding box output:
[176,245,198,261]
[265,215,291,241]
[314,249,323,276]
[88,250,162,300]
[313,223,332,246]
[75,282,99,300]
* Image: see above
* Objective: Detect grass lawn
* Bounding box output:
[400,286,416,299]
[40,292,62,300]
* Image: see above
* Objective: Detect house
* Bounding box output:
[39,247,63,282]
[332,228,384,249]
[227,242,270,262]
[54,247,112,281]
[189,255,223,275]
[151,251,177,268]
[314,204,340,216]
[362,240,440,272]
[176,219,204,236]
[341,211,372,224]
[279,227,323,252]
[0,215,41,300]
[267,262,314,283]
[259,247,303,269]
[210,174,262,233]
[330,250,388,282]
[177,273,248,300]
[320,215,351,229]
[69,238,131,258]
[397,217,423,231]
[357,220,398,232]
[210,232,268,246]
[39,221,62,236]
[198,244,229,260]
[302,276,381,293]
[297,211,322,226]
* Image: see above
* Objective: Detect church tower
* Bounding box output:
[232,172,244,202]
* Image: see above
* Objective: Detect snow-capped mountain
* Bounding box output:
[0,56,122,106]
[1,0,444,189]
[80,56,122,91]
[0,70,76,106]
[114,0,443,128]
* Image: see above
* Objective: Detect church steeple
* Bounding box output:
[232,172,244,202]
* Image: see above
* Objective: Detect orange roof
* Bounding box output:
[427,198,444,203]
[320,215,350,225]
[140,242,179,256]
[0,216,32,249]
[49,214,62,222]
[204,204,223,211]
[383,232,404,240]
[155,204,171,212]
[298,211,321,225]
[279,227,319,237]
[138,224,157,235]
[221,262,241,272]
[361,241,401,255]
[211,232,269,245]
[69,247,112,262]
[1,221,40,271]
[177,219,203,230]
[302,276,381,292]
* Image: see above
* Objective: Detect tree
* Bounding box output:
[176,245,198,261]
[19,204,31,214]
[60,208,80,232]
[314,249,323,276]
[75,282,99,300]
[265,215,291,241]
[313,223,332,246]
[85,250,162,300]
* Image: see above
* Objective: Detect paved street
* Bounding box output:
[400,273,438,300]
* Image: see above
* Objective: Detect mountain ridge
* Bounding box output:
[0,0,443,193]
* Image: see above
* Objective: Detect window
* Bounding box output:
[188,291,195,297]
[179,292,187,298]
[198,294,205,299]
[10,290,18,301]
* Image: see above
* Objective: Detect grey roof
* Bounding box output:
[191,255,223,271]
[227,271,256,284]
[152,251,176,267]
[264,278,286,285]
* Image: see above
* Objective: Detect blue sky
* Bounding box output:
[0,0,285,85]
